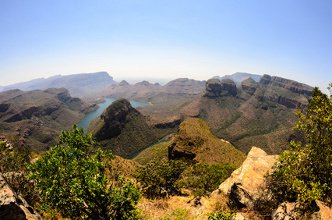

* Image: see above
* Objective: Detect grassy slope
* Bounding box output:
[172,118,245,166]
[133,141,170,165]
[134,118,245,167]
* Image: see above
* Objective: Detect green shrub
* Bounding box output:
[28,125,141,219]
[175,163,235,196]
[269,86,332,211]
[135,158,189,199]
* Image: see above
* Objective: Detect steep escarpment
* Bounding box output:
[204,78,237,97]
[89,99,173,158]
[189,75,313,154]
[0,88,92,151]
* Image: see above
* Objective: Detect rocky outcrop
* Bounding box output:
[259,74,272,85]
[272,202,298,220]
[205,79,237,97]
[276,96,307,109]
[272,200,332,220]
[241,78,258,95]
[0,174,41,220]
[212,147,278,209]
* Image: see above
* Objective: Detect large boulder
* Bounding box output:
[212,147,278,209]
[0,174,41,220]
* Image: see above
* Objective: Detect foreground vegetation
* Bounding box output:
[1,84,331,219]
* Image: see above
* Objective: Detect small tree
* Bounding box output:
[269,86,332,210]
[28,125,141,219]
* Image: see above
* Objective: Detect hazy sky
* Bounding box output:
[1,0,331,91]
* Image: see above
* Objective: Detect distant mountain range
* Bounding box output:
[0,71,315,155]
[1,72,116,99]
[213,72,262,86]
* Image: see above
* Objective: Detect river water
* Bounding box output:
[77,98,147,130]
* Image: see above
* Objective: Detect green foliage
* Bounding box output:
[269,87,332,210]
[135,158,189,199]
[175,163,235,196]
[208,211,234,220]
[28,125,141,219]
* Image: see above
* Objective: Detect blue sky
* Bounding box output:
[0,0,331,91]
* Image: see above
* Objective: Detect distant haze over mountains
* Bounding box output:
[213,72,262,86]
[0,72,116,99]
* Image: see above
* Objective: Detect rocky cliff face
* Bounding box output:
[193,74,313,154]
[204,79,237,97]
[261,74,312,96]
[258,74,313,109]
[0,88,92,151]
[241,78,259,95]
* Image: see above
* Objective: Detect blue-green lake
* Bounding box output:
[78,98,148,130]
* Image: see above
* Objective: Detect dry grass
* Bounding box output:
[138,195,214,220]
[138,190,235,220]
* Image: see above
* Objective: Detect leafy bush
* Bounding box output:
[135,158,189,199]
[175,163,235,196]
[28,125,141,219]
[269,87,332,211]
